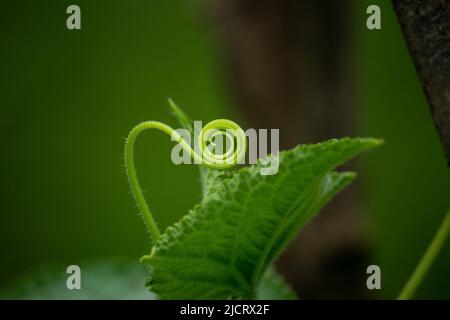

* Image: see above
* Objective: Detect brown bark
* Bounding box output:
[393,0,450,165]
[206,0,371,299]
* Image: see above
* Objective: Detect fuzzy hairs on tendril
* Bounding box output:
[124,100,247,243]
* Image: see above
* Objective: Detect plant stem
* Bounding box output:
[125,122,176,243]
[397,207,450,300]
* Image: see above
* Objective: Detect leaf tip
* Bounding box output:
[365,137,385,147]
[167,98,194,132]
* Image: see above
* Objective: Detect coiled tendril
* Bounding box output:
[125,110,247,243]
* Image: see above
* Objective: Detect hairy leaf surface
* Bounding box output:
[142,137,382,299]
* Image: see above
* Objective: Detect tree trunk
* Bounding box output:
[392,0,450,165]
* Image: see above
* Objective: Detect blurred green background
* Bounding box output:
[0,0,448,299]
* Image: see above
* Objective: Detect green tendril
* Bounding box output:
[124,105,247,243]
[397,207,450,300]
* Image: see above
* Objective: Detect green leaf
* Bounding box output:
[255,267,297,300]
[0,259,155,300]
[168,98,194,134]
[142,137,382,299]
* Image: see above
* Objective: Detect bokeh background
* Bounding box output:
[0,0,449,299]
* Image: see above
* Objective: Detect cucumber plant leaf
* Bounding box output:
[139,119,382,299]
[255,267,297,300]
